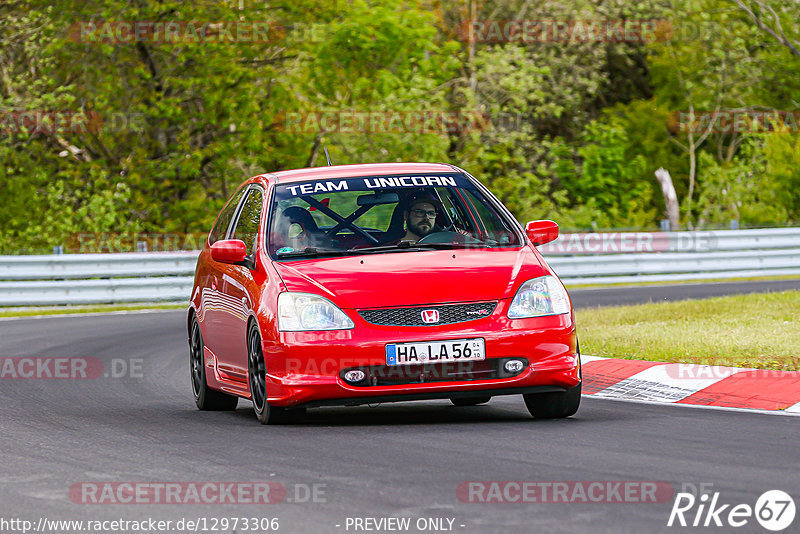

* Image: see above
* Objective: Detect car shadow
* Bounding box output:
[221,399,590,427]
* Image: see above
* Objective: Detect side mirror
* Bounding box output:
[210,239,248,264]
[525,220,559,246]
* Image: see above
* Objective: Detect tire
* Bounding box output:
[450,396,491,407]
[189,316,238,411]
[523,383,581,419]
[247,322,305,425]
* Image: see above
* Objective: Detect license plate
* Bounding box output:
[386,338,485,366]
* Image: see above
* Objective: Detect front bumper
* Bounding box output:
[262,299,580,407]
[291,386,568,409]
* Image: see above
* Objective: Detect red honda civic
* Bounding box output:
[188,163,581,424]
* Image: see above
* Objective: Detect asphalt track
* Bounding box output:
[568,278,800,308]
[1,282,799,534]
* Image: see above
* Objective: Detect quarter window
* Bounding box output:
[209,187,247,245]
[232,188,264,256]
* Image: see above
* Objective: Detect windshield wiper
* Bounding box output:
[347,241,492,254]
[346,242,421,254]
[278,241,496,258]
[275,247,346,258]
[410,242,491,249]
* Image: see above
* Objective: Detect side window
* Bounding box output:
[232,188,264,256]
[209,187,247,245]
[464,189,518,244]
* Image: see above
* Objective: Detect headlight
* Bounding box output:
[507,275,570,318]
[278,292,355,331]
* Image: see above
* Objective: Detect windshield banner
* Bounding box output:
[281,174,472,196]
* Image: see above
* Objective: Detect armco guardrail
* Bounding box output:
[0,252,198,280]
[0,253,198,306]
[0,228,798,306]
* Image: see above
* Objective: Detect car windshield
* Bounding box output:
[267,173,522,259]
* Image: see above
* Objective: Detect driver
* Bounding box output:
[402,196,441,243]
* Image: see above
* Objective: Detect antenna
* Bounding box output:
[324,147,333,166]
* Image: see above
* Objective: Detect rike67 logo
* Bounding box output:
[668,489,795,531]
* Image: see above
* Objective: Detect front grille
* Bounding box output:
[340,358,528,387]
[358,302,497,327]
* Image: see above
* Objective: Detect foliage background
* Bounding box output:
[1,0,798,252]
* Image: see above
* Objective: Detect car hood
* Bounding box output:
[273,247,547,309]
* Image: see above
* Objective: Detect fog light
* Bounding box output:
[343,370,366,383]
[504,360,525,373]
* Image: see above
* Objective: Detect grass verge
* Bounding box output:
[0,303,185,318]
[575,290,800,371]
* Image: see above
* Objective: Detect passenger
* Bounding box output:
[275,206,320,251]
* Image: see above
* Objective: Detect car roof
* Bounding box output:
[266,163,459,184]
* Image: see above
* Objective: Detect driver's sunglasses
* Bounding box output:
[410,208,437,219]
